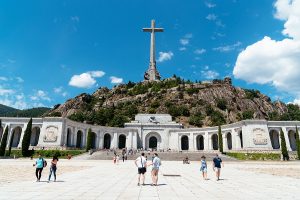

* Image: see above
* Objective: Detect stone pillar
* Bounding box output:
[188,134,194,151]
[126,132,132,149]
[282,127,292,151]
[17,124,27,148]
[113,132,118,149]
[223,134,227,151]
[95,131,100,149]
[208,133,212,150]
[132,132,137,149]
[99,132,104,149]
[204,132,209,150]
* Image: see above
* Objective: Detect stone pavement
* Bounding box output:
[0,159,299,200]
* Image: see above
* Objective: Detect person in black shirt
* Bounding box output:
[213,154,224,181]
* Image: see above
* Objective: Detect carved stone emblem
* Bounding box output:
[253,128,268,145]
[149,116,159,124]
[43,126,58,142]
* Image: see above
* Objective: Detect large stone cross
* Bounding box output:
[143,20,164,81]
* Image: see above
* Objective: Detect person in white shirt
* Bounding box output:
[150,153,161,186]
[134,152,147,186]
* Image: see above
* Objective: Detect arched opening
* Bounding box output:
[103,133,111,149]
[196,135,204,150]
[149,136,157,149]
[91,132,97,149]
[288,130,296,151]
[212,134,218,150]
[76,130,83,148]
[239,131,243,149]
[30,127,40,146]
[226,132,232,150]
[118,134,126,149]
[269,130,280,149]
[181,135,189,150]
[11,127,22,147]
[66,128,72,147]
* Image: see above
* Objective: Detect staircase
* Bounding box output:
[84,150,236,161]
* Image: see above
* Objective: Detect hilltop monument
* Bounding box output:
[143,20,163,81]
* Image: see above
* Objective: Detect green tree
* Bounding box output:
[86,128,93,152]
[296,126,300,160]
[6,130,14,157]
[0,126,8,156]
[280,129,289,160]
[21,118,33,157]
[218,125,223,153]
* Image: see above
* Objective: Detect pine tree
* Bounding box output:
[296,126,300,160]
[218,125,223,153]
[280,129,289,161]
[22,118,33,157]
[86,128,92,152]
[0,126,8,156]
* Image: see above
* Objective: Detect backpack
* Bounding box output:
[42,159,47,168]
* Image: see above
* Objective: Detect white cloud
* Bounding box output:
[179,47,187,51]
[71,16,80,23]
[110,76,123,84]
[31,90,51,102]
[194,48,206,55]
[54,86,68,97]
[69,70,105,88]
[233,0,300,100]
[0,88,14,95]
[7,59,16,64]
[205,2,216,8]
[179,34,193,46]
[0,77,8,81]
[201,70,219,79]
[157,51,174,62]
[206,14,217,21]
[213,42,242,52]
[16,77,24,83]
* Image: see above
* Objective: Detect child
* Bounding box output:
[200,155,208,180]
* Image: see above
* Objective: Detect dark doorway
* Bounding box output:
[104,134,111,149]
[76,131,83,148]
[30,127,40,146]
[91,132,96,149]
[227,133,232,150]
[212,134,218,150]
[181,135,189,150]
[149,136,157,149]
[11,127,22,147]
[196,135,204,150]
[66,128,72,147]
[118,135,126,149]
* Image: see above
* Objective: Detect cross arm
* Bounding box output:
[143,28,164,32]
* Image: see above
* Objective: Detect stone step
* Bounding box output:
[84,150,237,161]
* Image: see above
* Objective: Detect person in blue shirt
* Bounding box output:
[213,154,224,181]
[33,154,45,182]
[150,153,162,186]
[200,155,208,180]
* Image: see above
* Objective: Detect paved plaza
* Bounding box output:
[0,159,300,200]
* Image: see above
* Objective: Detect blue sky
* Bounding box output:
[0,0,299,109]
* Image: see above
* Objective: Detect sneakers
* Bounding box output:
[137,183,140,186]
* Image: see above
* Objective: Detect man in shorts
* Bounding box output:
[134,152,147,186]
[213,154,224,181]
[150,153,161,186]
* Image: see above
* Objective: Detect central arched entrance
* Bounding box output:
[103,133,111,149]
[76,130,83,148]
[269,130,280,149]
[11,127,22,147]
[196,135,204,150]
[181,135,189,150]
[145,132,161,150]
[30,127,40,146]
[149,136,157,149]
[118,134,126,149]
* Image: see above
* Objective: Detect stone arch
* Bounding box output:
[226,132,232,150]
[196,135,204,150]
[103,133,111,149]
[181,135,189,150]
[118,134,126,149]
[239,131,243,149]
[145,132,162,150]
[11,126,22,147]
[66,128,72,147]
[288,130,296,151]
[269,130,280,149]
[212,134,218,150]
[30,127,40,146]
[76,130,83,148]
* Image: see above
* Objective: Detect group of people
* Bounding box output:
[33,154,59,183]
[200,154,224,181]
[134,152,161,186]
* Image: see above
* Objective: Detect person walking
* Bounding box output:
[150,153,161,186]
[48,156,59,182]
[200,155,208,180]
[33,154,46,182]
[134,152,147,186]
[213,154,223,181]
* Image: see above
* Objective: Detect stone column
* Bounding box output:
[17,124,27,148]
[204,132,209,150]
[113,132,118,149]
[95,131,100,149]
[126,132,132,149]
[188,134,194,151]
[99,132,104,149]
[282,127,292,151]
[132,132,137,149]
[223,134,227,151]
[208,133,212,150]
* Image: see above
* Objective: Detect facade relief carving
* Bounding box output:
[43,126,58,142]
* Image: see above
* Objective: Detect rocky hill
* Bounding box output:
[46,76,294,127]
